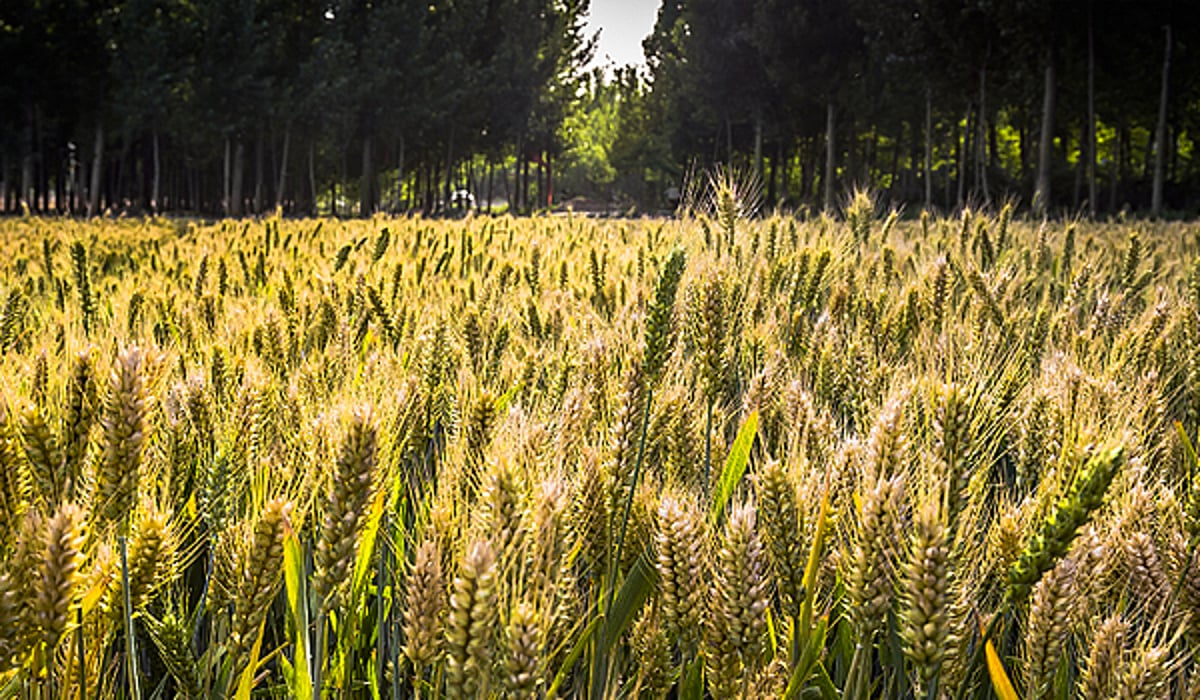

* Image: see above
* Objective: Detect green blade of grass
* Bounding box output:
[709,409,758,524]
[1174,420,1198,475]
[799,471,831,639]
[985,636,1021,700]
[679,657,704,700]
[350,485,388,605]
[813,662,840,700]
[283,529,312,700]
[545,610,602,700]
[0,673,19,700]
[783,616,828,700]
[120,535,143,700]
[234,620,266,700]
[599,555,656,655]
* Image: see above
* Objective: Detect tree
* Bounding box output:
[557,70,619,200]
[1151,24,1171,218]
[4,0,1199,217]
[754,0,862,210]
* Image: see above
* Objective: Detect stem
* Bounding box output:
[76,609,85,700]
[391,549,403,700]
[314,606,326,700]
[953,609,1007,700]
[791,616,801,666]
[595,384,655,700]
[609,385,654,612]
[120,536,142,700]
[376,513,388,695]
[846,640,871,700]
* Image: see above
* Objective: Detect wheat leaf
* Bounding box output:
[710,410,758,524]
[985,637,1022,700]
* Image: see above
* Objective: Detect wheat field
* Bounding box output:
[0,193,1198,699]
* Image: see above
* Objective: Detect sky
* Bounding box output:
[584,0,660,73]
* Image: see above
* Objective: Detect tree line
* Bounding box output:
[606,0,1200,217]
[4,0,1199,218]
[0,0,592,217]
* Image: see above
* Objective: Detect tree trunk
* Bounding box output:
[50,148,59,211]
[487,159,494,213]
[957,105,970,207]
[1087,4,1097,217]
[151,127,161,213]
[66,148,76,212]
[429,160,437,213]
[428,162,437,214]
[361,133,374,216]
[115,129,132,212]
[276,123,291,211]
[36,111,47,211]
[20,110,34,212]
[31,106,43,211]
[861,125,873,186]
[420,163,429,214]
[823,101,835,212]
[924,88,933,210]
[799,141,811,204]
[187,166,196,212]
[223,136,232,216]
[307,141,317,216]
[521,156,530,215]
[395,136,404,212]
[1018,114,1028,183]
[845,120,857,187]
[1073,138,1083,209]
[443,125,455,214]
[1034,51,1056,216]
[106,147,117,212]
[1109,125,1121,212]
[88,121,104,217]
[909,127,921,200]
[753,111,763,181]
[503,153,512,213]
[141,139,150,210]
[253,133,264,214]
[780,140,791,203]
[767,139,780,206]
[888,127,901,200]
[536,152,545,211]
[514,135,524,213]
[231,139,245,217]
[977,66,991,206]
[1151,24,1171,218]
[944,127,953,209]
[466,159,475,213]
[1169,124,1177,183]
[726,117,734,165]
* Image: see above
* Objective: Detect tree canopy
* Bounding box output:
[613,0,1200,215]
[3,0,1198,217]
[0,0,594,216]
